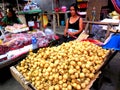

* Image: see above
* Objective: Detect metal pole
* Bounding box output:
[16,0,20,11]
[52,0,54,11]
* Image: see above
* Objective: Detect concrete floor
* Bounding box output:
[0,66,24,90]
[0,28,120,90]
[92,52,120,90]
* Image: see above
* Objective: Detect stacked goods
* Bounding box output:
[0,31,56,56]
[2,31,51,51]
[16,41,109,90]
[0,39,10,55]
[5,24,29,33]
[0,45,9,55]
[5,24,27,30]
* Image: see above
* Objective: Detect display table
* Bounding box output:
[53,11,70,27]
[18,10,42,15]
[0,29,58,69]
[0,45,31,69]
[82,19,119,41]
[9,39,114,90]
[44,11,70,33]
[10,65,101,90]
[9,19,120,90]
[17,10,42,28]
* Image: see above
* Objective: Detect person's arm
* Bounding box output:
[0,16,7,26]
[17,17,22,24]
[68,18,83,37]
[64,19,69,36]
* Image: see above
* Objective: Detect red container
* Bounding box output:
[61,6,67,12]
[54,7,60,12]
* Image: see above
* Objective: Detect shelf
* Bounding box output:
[76,0,89,19]
[78,11,87,15]
[77,0,88,2]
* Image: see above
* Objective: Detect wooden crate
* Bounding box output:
[10,32,111,90]
[10,66,36,90]
[10,66,101,90]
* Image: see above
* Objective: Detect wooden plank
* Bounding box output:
[10,65,101,90]
[94,50,111,74]
[10,66,35,90]
[83,21,119,26]
[84,72,101,90]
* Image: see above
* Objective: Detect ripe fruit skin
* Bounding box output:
[16,41,109,90]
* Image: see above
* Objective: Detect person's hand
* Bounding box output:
[68,32,77,38]
[64,31,67,37]
[68,32,74,37]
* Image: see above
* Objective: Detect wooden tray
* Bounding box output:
[10,66,101,90]
[94,50,111,74]
[10,66,36,90]
[5,27,29,33]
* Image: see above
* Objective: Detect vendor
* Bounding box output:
[39,11,49,29]
[64,3,83,41]
[1,9,22,26]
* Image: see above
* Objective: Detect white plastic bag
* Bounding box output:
[44,28,54,35]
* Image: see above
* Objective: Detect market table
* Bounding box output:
[0,45,33,69]
[0,28,59,69]
[7,19,120,89]
[18,10,42,15]
[10,66,101,90]
[9,31,117,90]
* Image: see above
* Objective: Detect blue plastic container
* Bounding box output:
[61,21,65,26]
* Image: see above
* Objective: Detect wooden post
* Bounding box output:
[53,13,56,33]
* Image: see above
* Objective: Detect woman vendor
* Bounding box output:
[1,9,21,26]
[64,3,83,41]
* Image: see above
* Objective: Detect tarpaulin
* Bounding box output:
[111,0,120,14]
[102,34,120,50]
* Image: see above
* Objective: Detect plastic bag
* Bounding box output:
[102,34,120,50]
[44,28,54,35]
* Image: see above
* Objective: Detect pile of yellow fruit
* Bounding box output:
[16,40,109,90]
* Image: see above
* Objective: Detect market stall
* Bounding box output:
[0,23,59,69]
[9,15,120,89]
[10,39,111,90]
[1,0,120,89]
[17,9,42,29]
